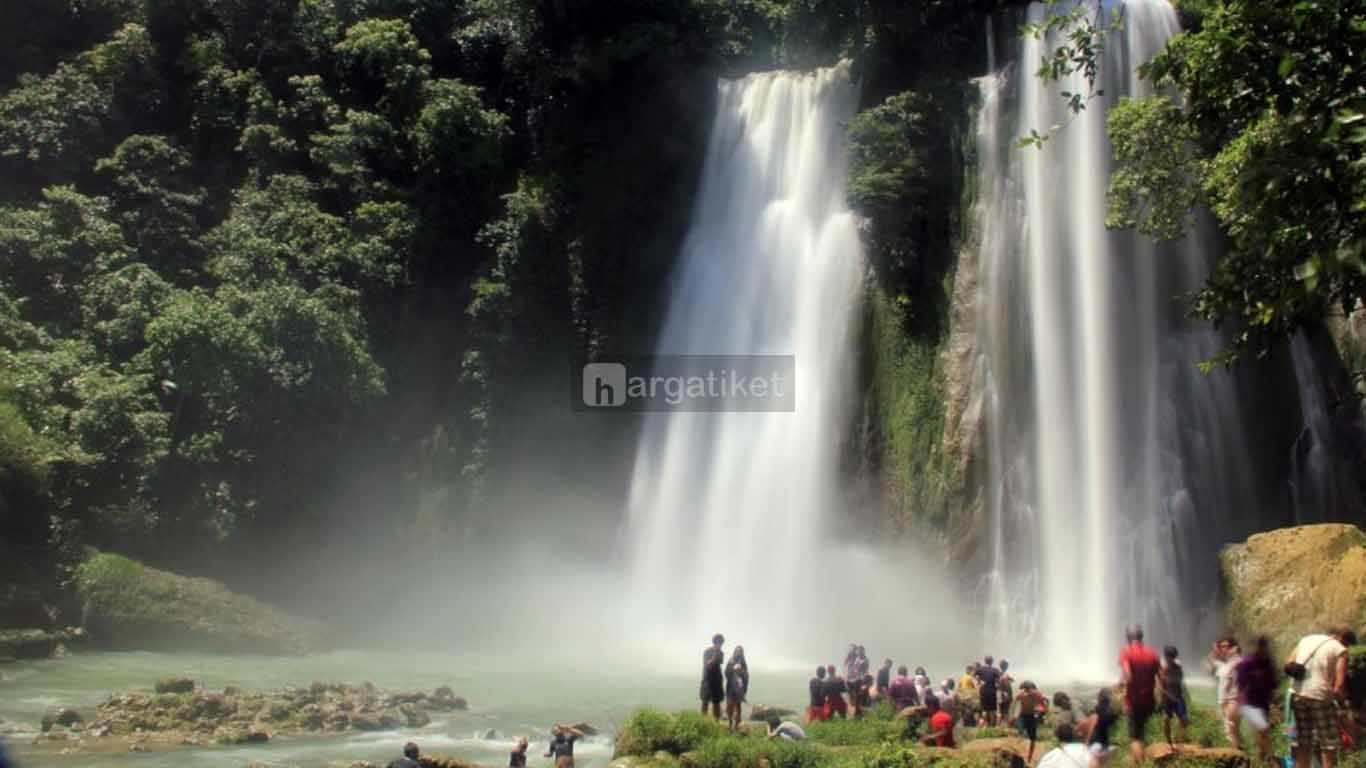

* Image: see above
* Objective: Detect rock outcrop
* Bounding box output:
[1219,523,1366,652]
[75,552,324,654]
[36,680,469,751]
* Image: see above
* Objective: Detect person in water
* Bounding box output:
[1120,624,1161,766]
[1011,680,1050,762]
[700,633,726,719]
[807,666,829,723]
[922,693,956,748]
[389,742,421,768]
[544,724,585,768]
[1158,645,1189,746]
[725,646,749,732]
[509,737,529,768]
[1235,635,1278,768]
[825,664,849,719]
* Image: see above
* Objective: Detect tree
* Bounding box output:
[1105,0,1365,365]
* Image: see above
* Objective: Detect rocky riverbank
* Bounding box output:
[31,679,468,753]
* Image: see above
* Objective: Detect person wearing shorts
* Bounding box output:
[1120,625,1160,765]
[700,634,725,719]
[1012,680,1049,762]
[1287,627,1354,768]
[806,666,829,723]
[1159,646,1188,745]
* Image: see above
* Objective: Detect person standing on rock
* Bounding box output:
[976,655,1002,727]
[1235,635,1278,768]
[725,645,749,732]
[1119,624,1160,766]
[1207,634,1243,749]
[1286,626,1354,768]
[700,633,726,720]
[388,742,421,768]
[1158,646,1189,746]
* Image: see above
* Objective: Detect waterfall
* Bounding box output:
[975,0,1269,677]
[619,65,865,659]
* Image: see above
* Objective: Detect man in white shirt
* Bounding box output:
[1206,635,1242,749]
[766,718,806,741]
[1038,722,1113,768]
[1286,626,1354,768]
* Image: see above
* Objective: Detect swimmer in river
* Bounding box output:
[544,724,585,768]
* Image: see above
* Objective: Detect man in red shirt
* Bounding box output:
[1120,625,1161,765]
[921,693,956,748]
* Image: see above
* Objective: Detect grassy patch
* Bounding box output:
[75,551,322,653]
[616,702,1266,768]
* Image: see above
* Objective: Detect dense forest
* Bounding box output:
[0,0,1362,624]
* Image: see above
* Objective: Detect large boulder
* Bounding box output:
[155,677,196,694]
[75,552,324,654]
[41,706,83,732]
[1219,524,1366,653]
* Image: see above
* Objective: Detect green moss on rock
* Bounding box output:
[1218,524,1366,654]
[75,551,323,654]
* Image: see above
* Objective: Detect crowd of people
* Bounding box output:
[693,624,1361,768]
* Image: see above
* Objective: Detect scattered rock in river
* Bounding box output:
[155,677,196,694]
[66,680,468,745]
[41,706,84,732]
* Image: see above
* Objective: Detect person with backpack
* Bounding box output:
[1285,626,1355,768]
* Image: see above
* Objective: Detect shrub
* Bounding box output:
[616,709,677,756]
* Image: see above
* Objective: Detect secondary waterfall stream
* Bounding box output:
[975,0,1272,677]
[620,65,865,658]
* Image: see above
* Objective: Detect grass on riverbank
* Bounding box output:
[611,698,1278,768]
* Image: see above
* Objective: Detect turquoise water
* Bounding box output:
[0,649,1216,768]
[0,650,812,768]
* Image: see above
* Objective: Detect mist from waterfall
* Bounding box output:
[975,0,1270,678]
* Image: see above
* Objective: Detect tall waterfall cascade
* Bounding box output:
[974,0,1271,677]
[620,64,866,660]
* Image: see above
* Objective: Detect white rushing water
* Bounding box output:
[975,0,1267,678]
[619,65,866,659]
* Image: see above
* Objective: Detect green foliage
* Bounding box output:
[1106,0,1366,364]
[847,83,972,337]
[74,550,321,652]
[615,709,727,757]
[1018,0,1126,147]
[805,714,904,746]
[1106,98,1200,238]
